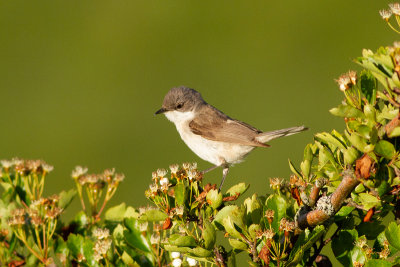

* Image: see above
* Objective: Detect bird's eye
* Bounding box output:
[176,103,184,109]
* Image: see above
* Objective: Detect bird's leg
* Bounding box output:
[218,166,229,191]
[201,165,220,174]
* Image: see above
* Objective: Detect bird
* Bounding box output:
[155,86,307,190]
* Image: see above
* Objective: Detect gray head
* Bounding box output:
[155,86,206,115]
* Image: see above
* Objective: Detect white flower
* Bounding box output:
[1,160,12,169]
[160,177,169,186]
[186,257,197,266]
[380,9,393,20]
[157,168,167,177]
[190,162,197,170]
[71,166,88,178]
[172,258,183,267]
[171,251,181,259]
[389,3,400,15]
[169,164,179,174]
[187,169,196,180]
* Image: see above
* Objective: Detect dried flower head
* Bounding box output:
[139,222,148,232]
[379,248,390,259]
[389,3,400,15]
[30,215,43,226]
[380,9,393,21]
[270,178,283,190]
[190,162,197,170]
[45,207,63,219]
[336,73,352,91]
[187,169,197,181]
[182,162,191,170]
[42,162,54,173]
[157,168,167,178]
[169,164,179,175]
[150,232,160,244]
[1,160,13,170]
[175,205,184,216]
[8,215,25,226]
[353,261,364,267]
[264,229,275,240]
[355,236,367,248]
[279,218,289,232]
[93,228,110,240]
[347,70,357,85]
[265,209,275,224]
[11,209,25,217]
[94,239,112,257]
[72,166,88,179]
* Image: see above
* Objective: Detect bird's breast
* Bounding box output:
[165,111,254,165]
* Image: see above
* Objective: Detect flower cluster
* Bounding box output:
[380,3,400,33]
[8,195,62,265]
[93,228,112,262]
[1,158,54,201]
[71,166,124,221]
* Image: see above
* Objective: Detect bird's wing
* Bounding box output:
[188,105,269,147]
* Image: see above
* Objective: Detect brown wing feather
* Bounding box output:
[189,105,269,147]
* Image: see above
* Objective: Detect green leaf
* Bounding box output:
[360,70,378,105]
[358,193,380,210]
[345,131,368,152]
[332,229,358,267]
[223,215,245,239]
[206,189,223,209]
[388,126,400,138]
[248,224,261,239]
[202,220,216,250]
[315,132,346,150]
[138,208,167,221]
[330,104,364,118]
[300,144,314,178]
[67,234,84,258]
[288,159,302,178]
[83,238,98,267]
[213,205,242,230]
[105,202,126,222]
[124,218,151,252]
[58,189,77,209]
[73,211,89,229]
[365,259,392,267]
[334,206,355,218]
[385,222,400,250]
[190,247,213,257]
[344,147,360,165]
[225,183,249,197]
[244,194,262,225]
[228,238,247,250]
[122,251,135,265]
[286,225,325,266]
[168,234,197,247]
[265,194,287,232]
[374,140,396,159]
[175,183,186,205]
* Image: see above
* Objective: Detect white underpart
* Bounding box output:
[165,110,255,166]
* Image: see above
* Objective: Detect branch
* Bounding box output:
[297,170,359,229]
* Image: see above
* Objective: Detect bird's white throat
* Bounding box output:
[164,110,195,125]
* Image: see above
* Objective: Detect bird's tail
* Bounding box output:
[255,126,308,143]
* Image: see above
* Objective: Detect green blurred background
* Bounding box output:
[0,0,396,264]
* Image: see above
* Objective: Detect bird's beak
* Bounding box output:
[155,107,167,115]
